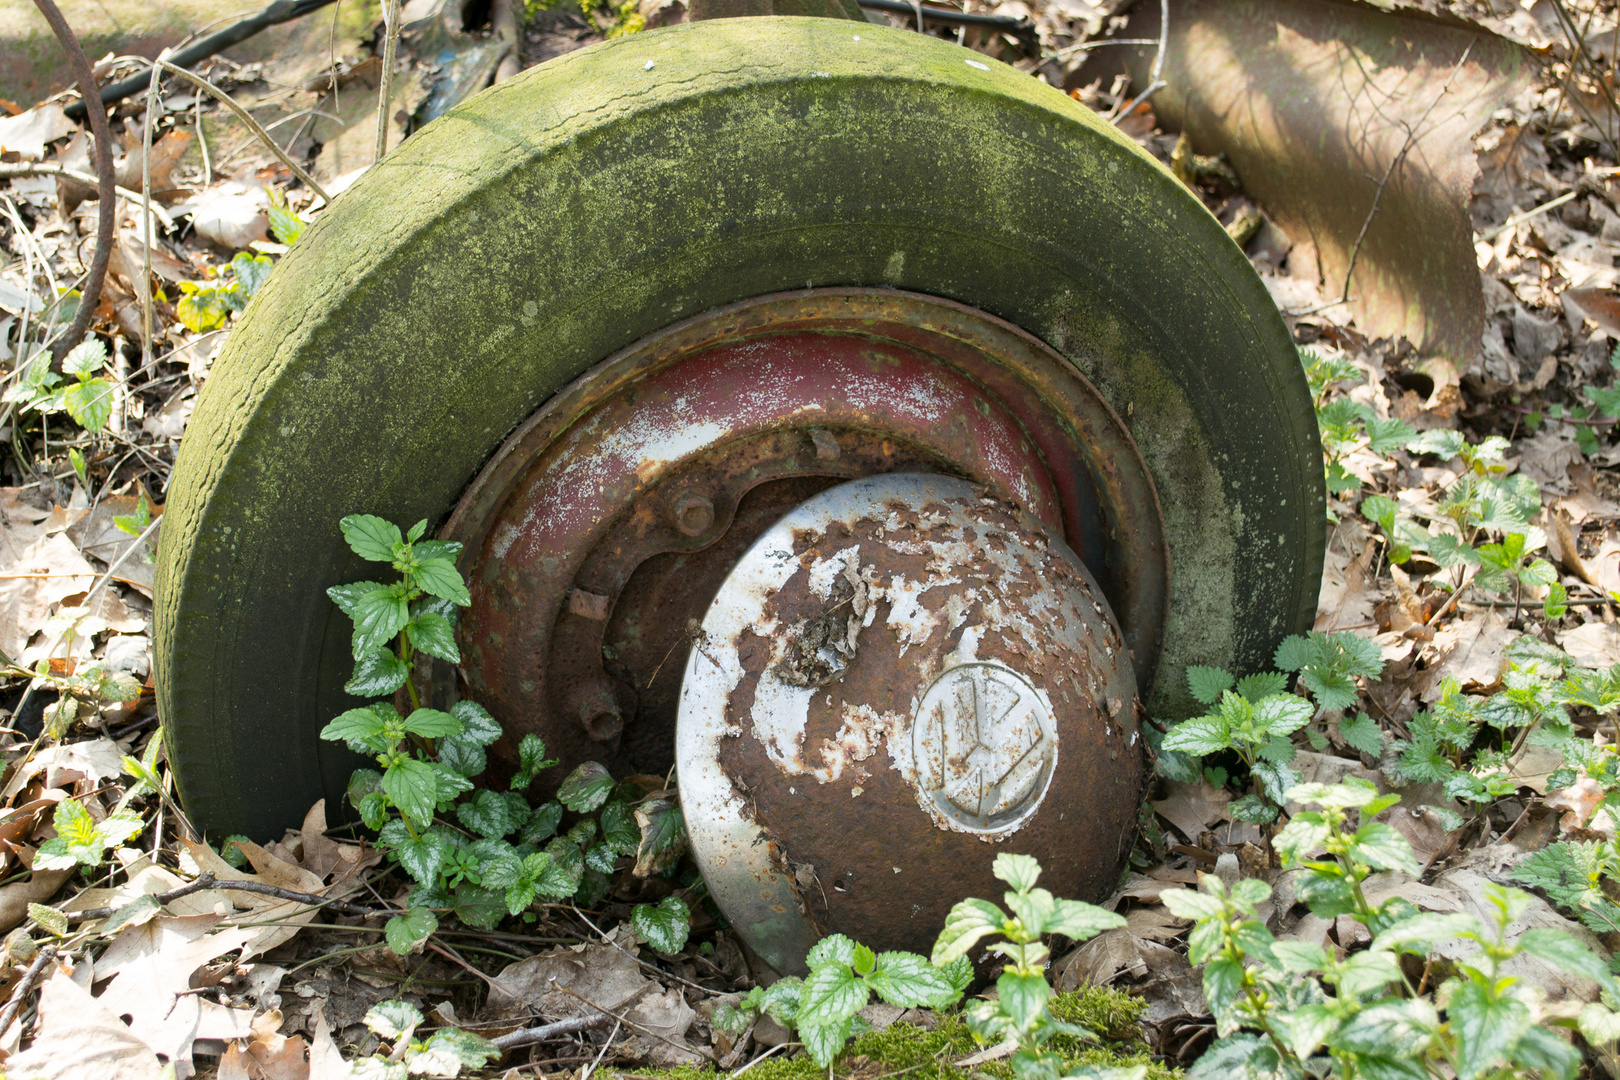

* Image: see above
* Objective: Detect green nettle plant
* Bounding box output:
[321,515,689,954]
[1157,631,1378,822]
[1165,779,1619,1080]
[932,854,1141,1080]
[3,337,117,433]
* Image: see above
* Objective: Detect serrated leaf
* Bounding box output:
[341,515,402,562]
[991,853,1041,892]
[1161,716,1229,756]
[406,1027,500,1076]
[63,378,113,432]
[1338,711,1384,756]
[1449,981,1528,1079]
[1044,898,1125,942]
[449,700,501,746]
[385,907,437,955]
[1349,820,1420,875]
[321,703,396,754]
[350,586,410,660]
[931,898,1006,965]
[383,757,441,830]
[413,558,470,607]
[29,903,68,937]
[1255,693,1313,737]
[798,962,867,1065]
[557,761,614,813]
[366,999,425,1040]
[867,951,961,1008]
[346,648,410,697]
[632,896,691,954]
[328,580,390,617]
[1186,665,1234,705]
[632,799,686,877]
[1518,927,1619,997]
[456,789,515,840]
[534,838,584,898]
[401,708,461,740]
[61,337,106,378]
[406,612,459,663]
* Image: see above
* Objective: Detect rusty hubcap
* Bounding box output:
[678,474,1142,972]
[441,291,1165,810]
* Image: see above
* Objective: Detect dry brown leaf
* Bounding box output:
[0,531,96,660]
[1516,428,1581,495]
[1560,620,1620,669]
[2,967,165,1079]
[1427,608,1515,695]
[485,940,650,1020]
[114,130,193,194]
[1150,779,1231,843]
[177,182,270,249]
[1434,867,1608,1001]
[622,987,706,1066]
[0,868,72,934]
[2,739,127,803]
[307,1014,350,1080]
[1316,519,1381,631]
[0,104,75,160]
[178,833,358,959]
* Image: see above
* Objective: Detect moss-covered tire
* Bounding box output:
[155,17,1323,838]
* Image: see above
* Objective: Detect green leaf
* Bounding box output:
[1228,793,1279,823]
[345,648,410,698]
[599,801,640,854]
[268,202,304,245]
[1337,711,1384,756]
[931,897,1007,965]
[535,838,584,898]
[1518,927,1619,997]
[413,558,471,607]
[63,378,113,432]
[1336,950,1402,998]
[29,903,69,937]
[991,853,1042,892]
[1186,665,1234,705]
[1159,888,1223,923]
[321,704,395,753]
[867,951,961,1008]
[1044,898,1125,942]
[341,515,402,562]
[1254,693,1313,737]
[632,799,686,877]
[230,251,274,296]
[328,580,389,617]
[808,934,857,969]
[521,801,565,846]
[1278,1002,1338,1060]
[1200,955,1244,1019]
[632,896,691,954]
[1348,820,1420,875]
[365,999,425,1040]
[557,761,614,813]
[798,963,868,1065]
[380,821,451,884]
[405,612,459,663]
[61,337,106,379]
[1581,1003,1620,1045]
[1161,716,1230,756]
[449,700,501,746]
[1372,912,1480,954]
[349,586,410,660]
[457,789,516,840]
[407,1028,500,1076]
[995,969,1050,1029]
[1449,981,1529,1080]
[385,906,437,955]
[1235,672,1288,701]
[401,708,461,740]
[382,757,441,829]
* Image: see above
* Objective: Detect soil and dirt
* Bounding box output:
[5,0,1620,1077]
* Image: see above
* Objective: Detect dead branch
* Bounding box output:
[29,0,115,362]
[62,870,393,923]
[0,945,57,1040]
[492,1013,612,1051]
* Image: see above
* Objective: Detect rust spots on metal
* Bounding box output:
[436,290,1167,811]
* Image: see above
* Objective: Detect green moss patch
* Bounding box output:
[617,988,1179,1080]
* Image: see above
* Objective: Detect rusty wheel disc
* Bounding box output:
[439,290,1165,814]
[677,473,1141,971]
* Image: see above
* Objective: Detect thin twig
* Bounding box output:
[0,165,175,229]
[557,985,714,1061]
[492,1013,612,1051]
[426,940,497,987]
[63,870,393,922]
[568,901,716,995]
[1051,37,1156,60]
[141,52,164,373]
[29,0,115,361]
[148,59,331,204]
[375,0,402,165]
[732,1041,794,1077]
[1113,0,1168,124]
[581,1018,622,1080]
[0,945,57,1040]
[1341,40,1476,304]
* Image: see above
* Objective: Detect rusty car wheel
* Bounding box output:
[154,16,1322,861]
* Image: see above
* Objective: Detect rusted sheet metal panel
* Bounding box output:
[1093,0,1531,364]
[678,475,1144,972]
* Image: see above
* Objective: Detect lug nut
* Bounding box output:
[672,491,714,537]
